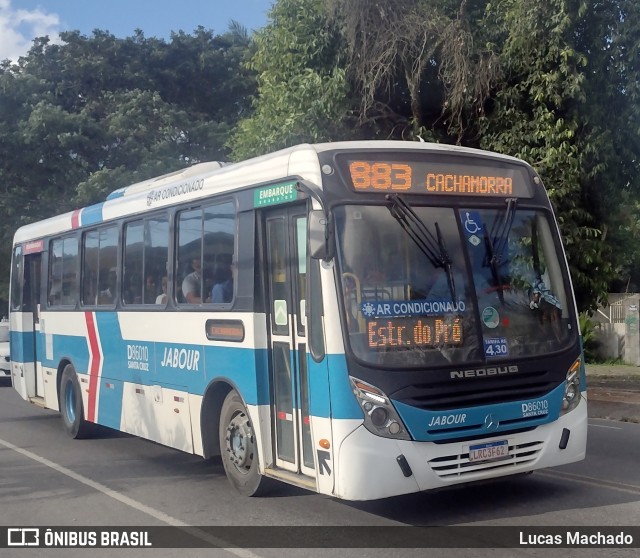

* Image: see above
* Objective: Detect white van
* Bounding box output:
[0,320,10,377]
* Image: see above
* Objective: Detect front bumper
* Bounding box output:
[334,394,587,501]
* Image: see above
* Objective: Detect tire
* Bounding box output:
[219,390,272,496]
[59,364,93,439]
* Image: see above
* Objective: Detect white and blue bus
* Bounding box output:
[9,141,586,500]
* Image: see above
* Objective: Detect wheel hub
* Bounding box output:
[65,382,76,422]
[225,411,254,471]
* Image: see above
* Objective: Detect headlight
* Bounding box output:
[349,376,411,440]
[561,357,582,414]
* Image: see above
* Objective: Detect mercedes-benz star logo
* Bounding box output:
[484,414,499,432]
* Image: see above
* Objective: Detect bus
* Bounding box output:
[9,141,586,501]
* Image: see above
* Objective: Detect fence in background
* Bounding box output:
[592,293,640,365]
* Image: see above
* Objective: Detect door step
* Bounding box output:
[264,468,317,490]
[29,396,47,408]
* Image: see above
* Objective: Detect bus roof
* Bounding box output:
[12,141,527,246]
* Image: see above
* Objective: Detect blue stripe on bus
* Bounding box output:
[49,333,90,372]
[16,322,573,438]
[307,357,331,418]
[90,313,273,408]
[202,345,270,405]
[394,382,566,442]
[10,330,35,362]
[11,330,89,372]
[97,378,124,429]
[578,337,587,387]
[11,322,363,421]
[81,203,104,226]
[105,190,125,200]
[11,324,572,437]
[324,354,363,420]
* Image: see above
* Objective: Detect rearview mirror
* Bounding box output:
[308,210,333,261]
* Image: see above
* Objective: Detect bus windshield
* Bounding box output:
[334,203,573,367]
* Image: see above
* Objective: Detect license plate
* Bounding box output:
[468,440,509,462]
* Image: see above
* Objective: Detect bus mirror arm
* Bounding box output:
[296,180,335,261]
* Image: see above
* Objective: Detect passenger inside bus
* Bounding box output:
[211,254,234,303]
[124,272,142,304]
[98,268,118,304]
[143,274,156,304]
[182,258,202,303]
[156,276,168,304]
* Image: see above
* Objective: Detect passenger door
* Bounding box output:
[10,244,45,400]
[263,205,316,477]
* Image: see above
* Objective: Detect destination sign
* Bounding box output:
[367,316,463,349]
[340,155,532,198]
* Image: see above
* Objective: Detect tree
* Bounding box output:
[476,0,640,309]
[0,27,256,309]
[3,1,638,313]
[232,0,640,311]
[329,0,499,141]
[229,0,353,160]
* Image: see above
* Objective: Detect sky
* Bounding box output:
[0,0,273,61]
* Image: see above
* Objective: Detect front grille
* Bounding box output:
[430,427,535,445]
[393,369,559,411]
[426,416,539,438]
[428,440,543,478]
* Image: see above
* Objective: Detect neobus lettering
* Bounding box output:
[450,365,519,379]
[160,347,200,371]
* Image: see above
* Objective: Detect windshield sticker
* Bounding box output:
[361,299,466,318]
[484,337,508,358]
[481,306,500,328]
[468,234,481,247]
[529,279,562,310]
[462,211,483,236]
[462,211,484,247]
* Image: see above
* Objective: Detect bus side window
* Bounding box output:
[48,236,77,307]
[10,247,23,311]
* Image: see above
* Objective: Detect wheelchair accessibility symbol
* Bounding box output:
[464,211,482,234]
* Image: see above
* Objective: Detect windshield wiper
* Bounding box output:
[386,194,457,302]
[484,197,517,304]
[529,218,562,310]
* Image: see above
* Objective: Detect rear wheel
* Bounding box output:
[219,390,272,496]
[59,364,92,439]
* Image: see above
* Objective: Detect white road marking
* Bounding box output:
[537,469,640,496]
[0,437,262,557]
[588,422,623,430]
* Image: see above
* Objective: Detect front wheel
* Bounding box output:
[59,364,93,439]
[219,390,272,496]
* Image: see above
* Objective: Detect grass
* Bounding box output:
[588,357,627,365]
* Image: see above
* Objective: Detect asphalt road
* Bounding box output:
[586,364,640,422]
[1,378,639,558]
